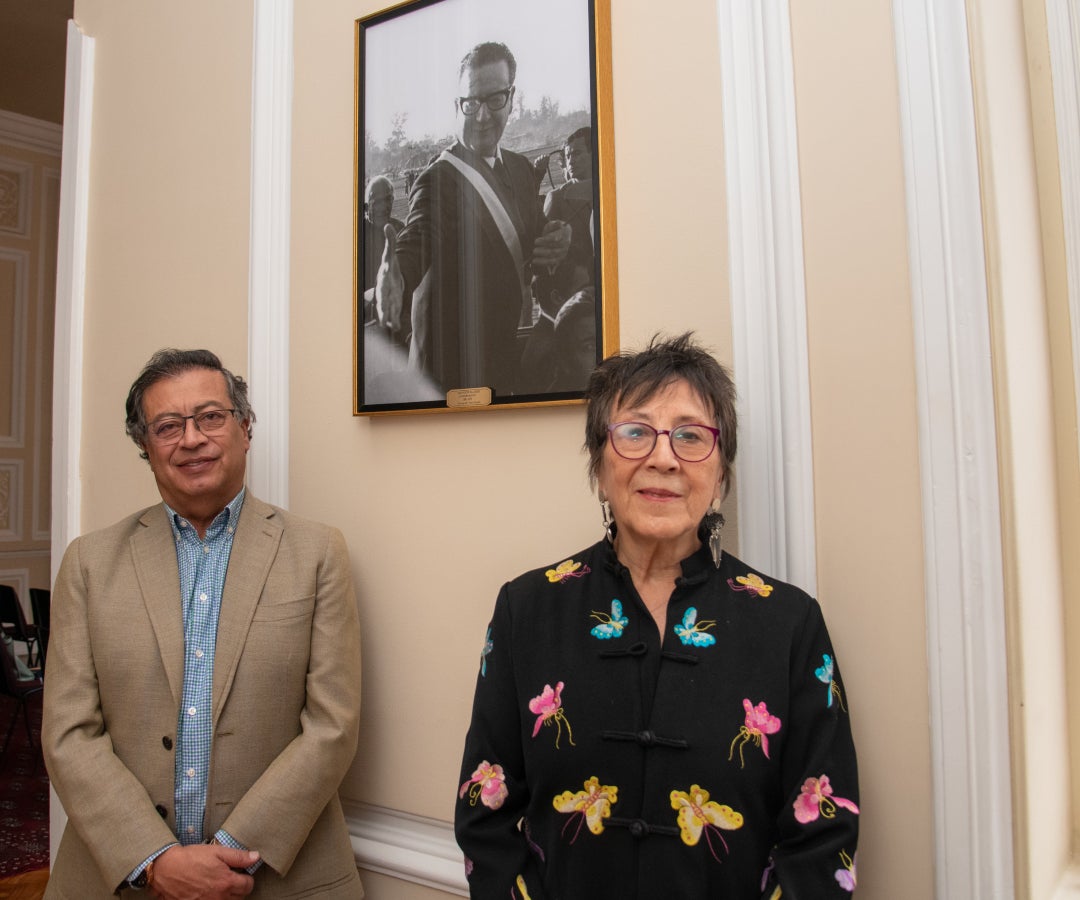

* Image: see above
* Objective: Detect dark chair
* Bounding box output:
[0,584,38,668]
[29,588,50,668]
[0,634,44,756]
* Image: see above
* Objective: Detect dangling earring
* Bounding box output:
[704,501,725,569]
[600,498,615,544]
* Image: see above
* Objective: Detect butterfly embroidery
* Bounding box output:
[727,573,774,597]
[545,559,591,583]
[728,699,782,768]
[814,653,847,710]
[793,774,860,824]
[529,681,575,748]
[552,776,618,842]
[670,785,743,861]
[674,607,717,647]
[458,760,508,810]
[835,849,857,891]
[590,599,628,639]
[480,627,493,677]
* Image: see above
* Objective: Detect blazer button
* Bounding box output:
[162,736,173,750]
[156,804,168,819]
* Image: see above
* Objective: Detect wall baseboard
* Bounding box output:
[344,801,467,896]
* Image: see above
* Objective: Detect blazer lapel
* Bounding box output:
[130,505,185,706]
[212,495,282,723]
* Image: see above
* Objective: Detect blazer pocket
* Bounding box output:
[251,592,316,623]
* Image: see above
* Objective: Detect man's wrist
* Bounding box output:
[130,858,155,889]
[127,843,176,891]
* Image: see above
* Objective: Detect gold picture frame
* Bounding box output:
[354,0,618,415]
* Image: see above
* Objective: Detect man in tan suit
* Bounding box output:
[42,349,363,899]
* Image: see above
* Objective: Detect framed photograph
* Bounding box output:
[354,0,618,415]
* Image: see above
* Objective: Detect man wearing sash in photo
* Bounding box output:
[375,41,571,399]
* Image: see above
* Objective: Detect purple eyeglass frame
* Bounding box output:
[607,421,721,463]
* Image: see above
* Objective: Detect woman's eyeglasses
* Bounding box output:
[607,422,720,463]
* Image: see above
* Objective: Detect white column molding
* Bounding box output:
[51,18,95,863]
[53,20,93,573]
[715,0,817,593]
[247,0,293,507]
[892,2,1014,897]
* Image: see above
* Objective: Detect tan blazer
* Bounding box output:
[42,495,363,898]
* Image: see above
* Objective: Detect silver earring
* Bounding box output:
[705,503,725,569]
[600,499,615,544]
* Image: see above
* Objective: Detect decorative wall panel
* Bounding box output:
[0,247,28,448]
[0,158,31,237]
[0,459,24,541]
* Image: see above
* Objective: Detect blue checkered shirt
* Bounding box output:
[128,489,259,885]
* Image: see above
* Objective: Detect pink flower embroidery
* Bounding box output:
[729,699,782,768]
[835,849,857,891]
[458,760,508,810]
[793,775,859,824]
[529,681,575,748]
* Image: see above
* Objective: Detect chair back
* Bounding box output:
[0,584,30,638]
[29,588,50,666]
[0,633,25,696]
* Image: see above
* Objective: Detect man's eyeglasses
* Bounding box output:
[147,408,238,445]
[607,422,721,463]
[457,88,513,117]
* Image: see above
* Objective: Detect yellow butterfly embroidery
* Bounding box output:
[553,776,618,842]
[670,784,743,860]
[728,573,774,597]
[546,559,591,583]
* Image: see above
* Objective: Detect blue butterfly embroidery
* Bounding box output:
[814,653,846,709]
[590,599,629,639]
[480,627,493,677]
[673,606,716,647]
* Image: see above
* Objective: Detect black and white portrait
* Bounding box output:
[355,0,614,414]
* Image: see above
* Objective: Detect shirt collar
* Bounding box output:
[165,487,246,539]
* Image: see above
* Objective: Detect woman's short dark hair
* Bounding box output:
[124,348,255,460]
[583,333,737,496]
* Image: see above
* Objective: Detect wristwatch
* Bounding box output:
[130,859,155,890]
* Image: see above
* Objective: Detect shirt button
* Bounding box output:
[227,526,233,534]
[637,730,656,747]
[186,826,195,834]
[629,819,648,838]
[195,649,204,659]
[186,768,195,778]
[188,707,197,716]
[203,546,210,554]
[199,593,207,602]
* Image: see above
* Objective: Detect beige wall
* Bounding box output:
[71,0,253,524]
[789,2,933,895]
[72,1,939,898]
